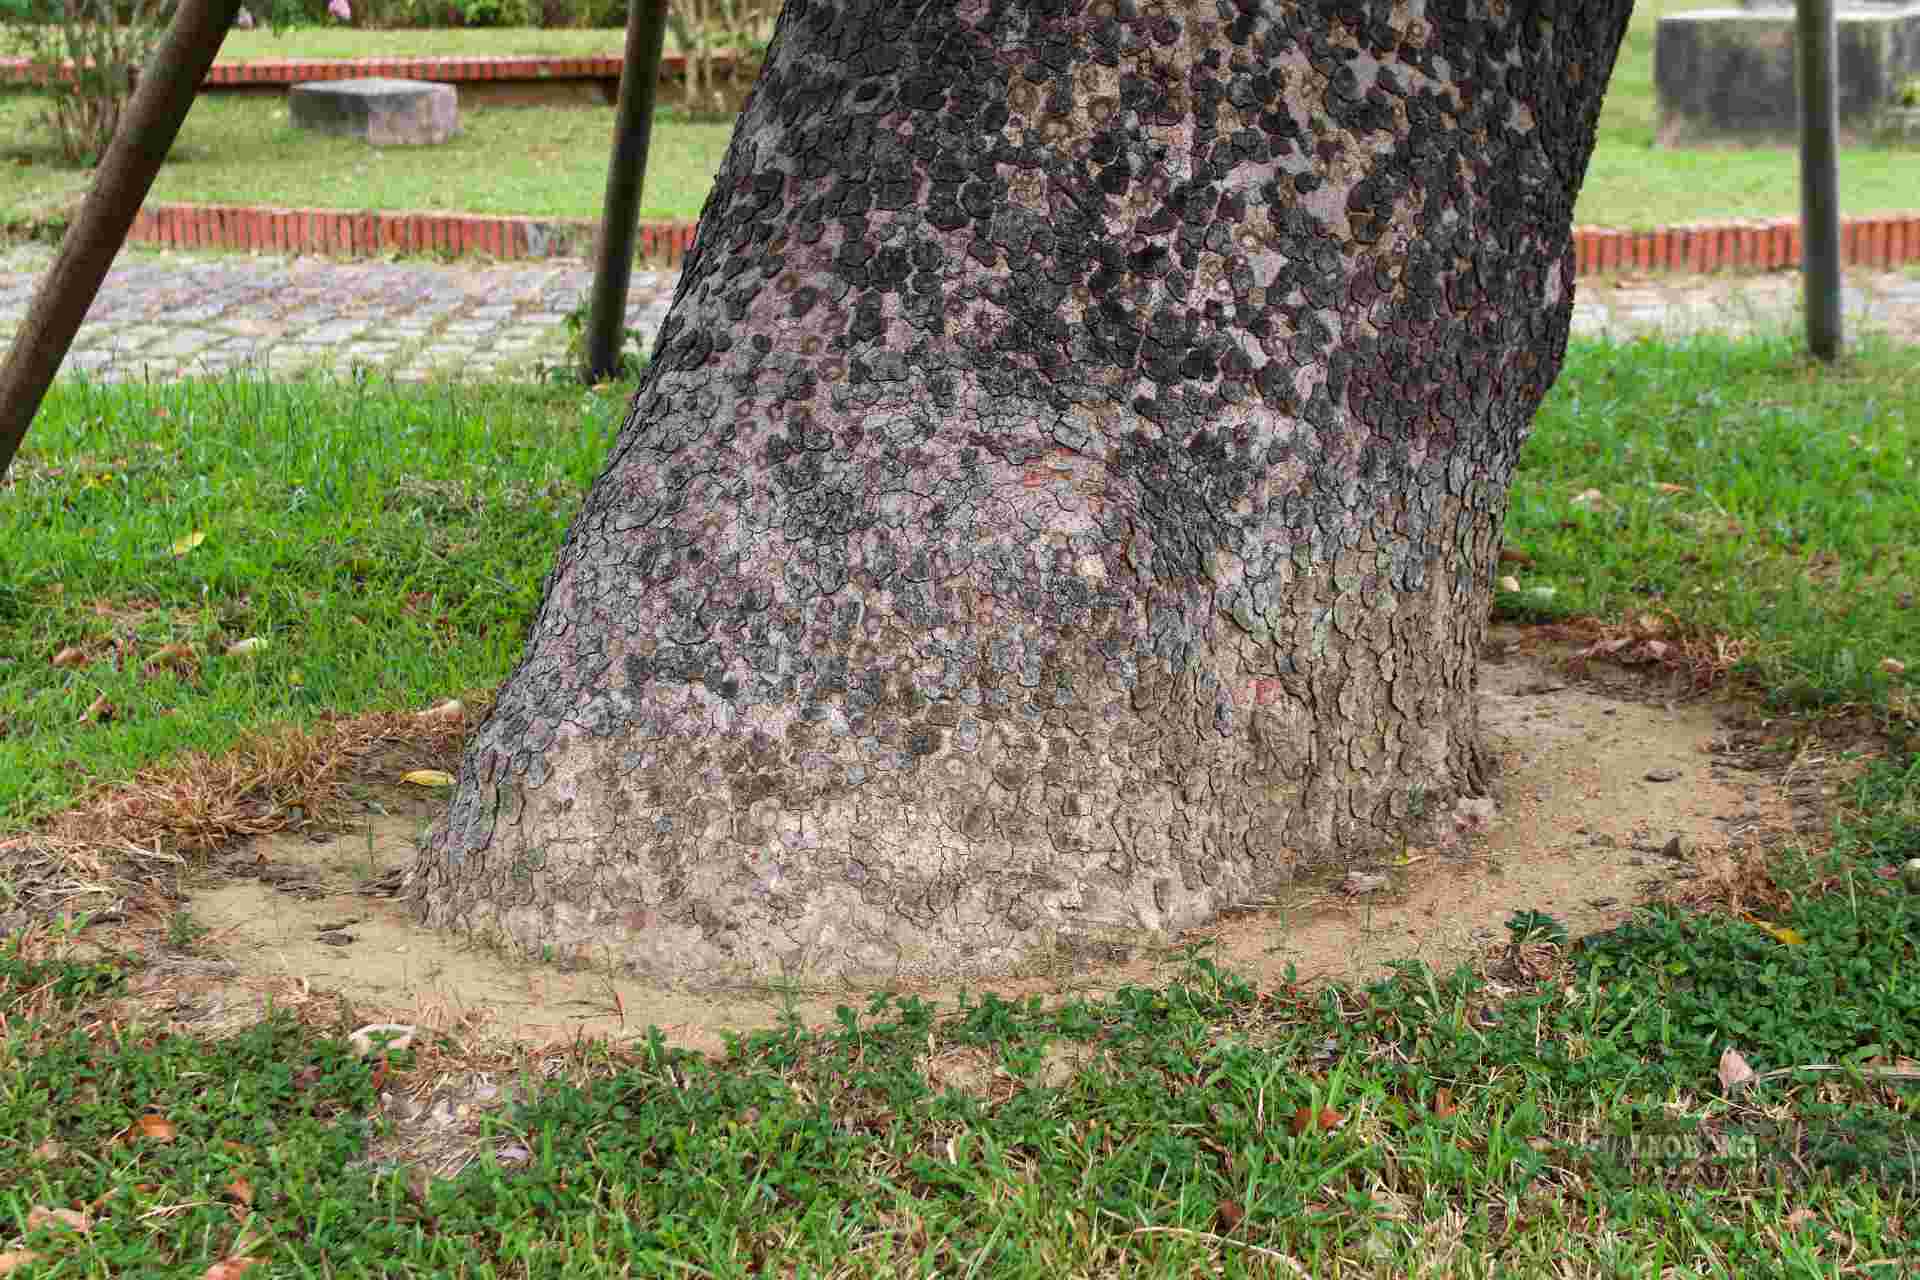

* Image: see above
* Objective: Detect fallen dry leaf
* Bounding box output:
[202,1259,267,1279]
[225,637,267,657]
[1718,1047,1756,1093]
[418,698,465,723]
[1291,1107,1345,1135]
[1498,575,1521,593]
[349,1023,416,1057]
[1431,1087,1458,1119]
[50,645,88,668]
[0,1253,41,1276]
[78,693,113,725]
[1747,916,1806,946]
[400,769,454,788]
[1652,482,1689,494]
[31,1140,64,1161]
[223,1176,254,1207]
[1497,548,1534,567]
[1883,658,1908,676]
[130,1113,177,1142]
[26,1206,90,1233]
[145,642,197,674]
[1215,1198,1245,1231]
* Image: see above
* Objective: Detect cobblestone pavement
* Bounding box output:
[1,243,1915,385]
[0,244,679,384]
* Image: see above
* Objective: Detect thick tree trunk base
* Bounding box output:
[407,0,1630,986]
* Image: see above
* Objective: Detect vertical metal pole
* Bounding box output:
[0,0,242,483]
[583,0,671,384]
[1797,0,1843,359]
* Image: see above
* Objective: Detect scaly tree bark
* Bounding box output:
[410,0,1633,984]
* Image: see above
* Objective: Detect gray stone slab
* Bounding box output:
[1656,6,1920,145]
[289,78,459,147]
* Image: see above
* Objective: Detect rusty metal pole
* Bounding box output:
[0,0,242,483]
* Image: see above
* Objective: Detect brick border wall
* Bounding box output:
[121,203,1920,274]
[124,204,702,266]
[1570,214,1920,275]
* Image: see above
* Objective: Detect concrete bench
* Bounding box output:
[289,77,458,146]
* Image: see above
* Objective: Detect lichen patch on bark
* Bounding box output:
[410,0,1634,984]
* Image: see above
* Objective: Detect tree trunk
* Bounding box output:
[409,0,1632,985]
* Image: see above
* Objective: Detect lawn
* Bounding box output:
[2,338,1919,1271]
[3,0,1918,233]
[0,91,733,224]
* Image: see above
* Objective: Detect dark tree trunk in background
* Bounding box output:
[409,0,1632,984]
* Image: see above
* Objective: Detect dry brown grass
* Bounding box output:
[1553,609,1756,694]
[0,701,481,933]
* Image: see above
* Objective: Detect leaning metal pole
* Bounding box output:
[0,0,243,483]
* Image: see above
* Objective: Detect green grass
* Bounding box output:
[3,756,1918,1276]
[214,25,636,59]
[0,91,732,224]
[1504,334,1918,713]
[4,2,1918,232]
[0,374,628,827]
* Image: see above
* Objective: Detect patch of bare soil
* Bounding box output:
[73,625,1808,1069]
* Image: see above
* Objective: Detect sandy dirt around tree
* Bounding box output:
[49,623,1834,1070]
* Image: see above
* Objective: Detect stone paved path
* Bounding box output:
[0,244,678,384]
[1,244,1915,384]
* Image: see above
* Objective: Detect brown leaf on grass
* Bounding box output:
[145,642,197,674]
[78,694,114,725]
[31,1140,64,1161]
[1215,1198,1245,1232]
[1718,1047,1756,1093]
[1291,1107,1345,1135]
[1497,548,1534,567]
[1431,1087,1457,1119]
[202,1259,267,1279]
[25,1206,90,1232]
[129,1113,177,1142]
[222,1176,254,1207]
[0,1253,42,1276]
[51,645,88,668]
[1883,658,1908,676]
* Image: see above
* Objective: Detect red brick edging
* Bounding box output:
[126,204,700,266]
[120,203,1920,275]
[1570,213,1920,275]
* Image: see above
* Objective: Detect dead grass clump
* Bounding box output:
[1559,610,1755,694]
[40,705,474,861]
[0,702,480,938]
